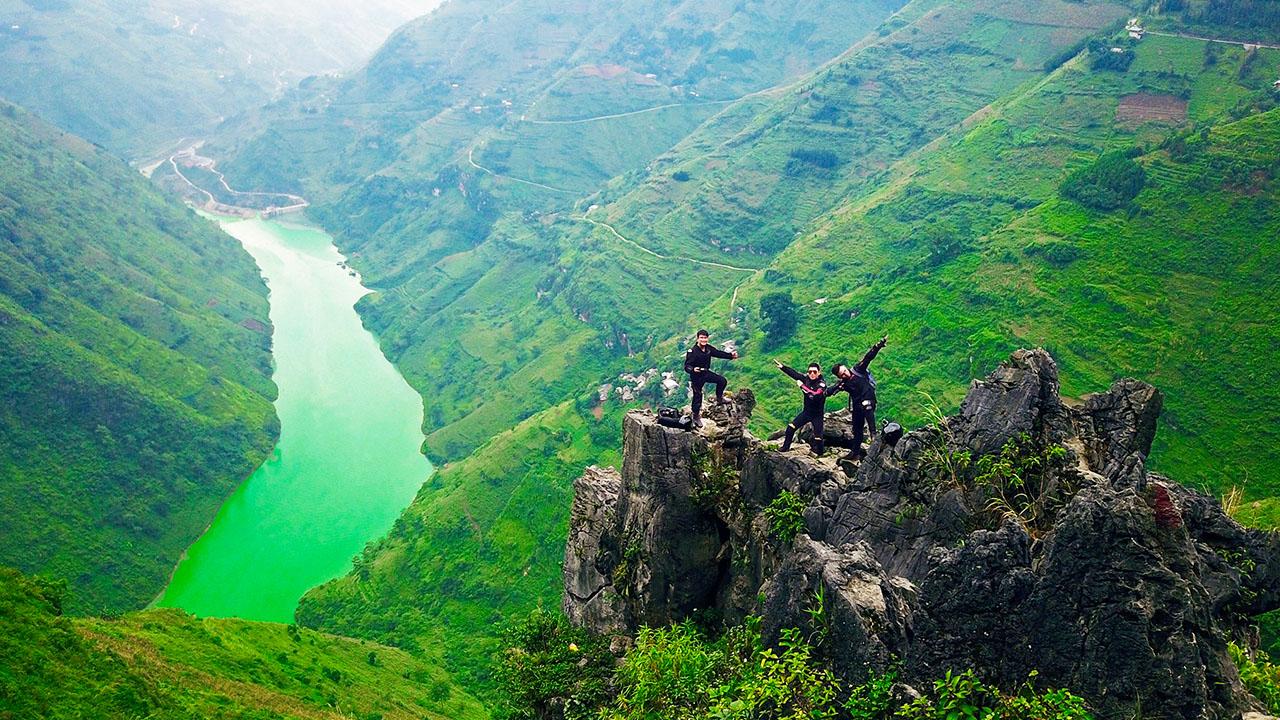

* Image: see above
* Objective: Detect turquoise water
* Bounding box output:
[157,217,431,622]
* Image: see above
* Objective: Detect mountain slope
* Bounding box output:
[0,567,484,719]
[293,8,1280,700]
[703,36,1280,494]
[0,101,278,613]
[0,0,440,155]
[279,0,1190,692]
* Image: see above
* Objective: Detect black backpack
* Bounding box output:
[657,406,692,431]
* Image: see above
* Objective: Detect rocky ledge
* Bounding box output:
[563,349,1279,719]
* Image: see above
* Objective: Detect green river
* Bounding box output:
[157,217,431,622]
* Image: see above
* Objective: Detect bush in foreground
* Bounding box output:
[495,611,1094,720]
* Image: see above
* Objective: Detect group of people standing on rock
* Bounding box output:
[683,329,887,461]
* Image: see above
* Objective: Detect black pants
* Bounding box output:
[783,409,824,454]
[851,405,875,457]
[690,371,727,415]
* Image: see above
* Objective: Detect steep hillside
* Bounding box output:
[0,0,439,155]
[703,38,1280,496]
[0,567,483,719]
[0,102,278,613]
[282,0,1191,691]
[293,6,1280,699]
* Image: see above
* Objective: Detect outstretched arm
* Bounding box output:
[711,346,738,360]
[855,336,888,372]
[775,360,804,381]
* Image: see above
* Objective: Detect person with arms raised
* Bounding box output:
[827,336,887,461]
[774,359,829,456]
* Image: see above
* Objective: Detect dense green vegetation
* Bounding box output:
[760,293,799,350]
[0,0,438,155]
[1058,150,1146,210]
[0,567,483,719]
[492,611,1093,720]
[0,102,278,613]
[203,0,1277,708]
[1230,642,1280,715]
[277,9,1280,707]
[722,62,1280,499]
[1152,0,1280,44]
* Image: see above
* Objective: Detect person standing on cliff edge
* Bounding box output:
[827,335,887,461]
[684,329,738,427]
[775,359,829,456]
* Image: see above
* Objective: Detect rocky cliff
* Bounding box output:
[563,349,1280,719]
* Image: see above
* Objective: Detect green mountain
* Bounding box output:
[153,0,1280,703]
[0,0,438,155]
[0,567,484,719]
[0,101,278,613]
[705,37,1280,492]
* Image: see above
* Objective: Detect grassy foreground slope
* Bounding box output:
[0,102,278,613]
[298,400,623,689]
[0,567,483,720]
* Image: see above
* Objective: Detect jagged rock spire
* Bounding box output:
[563,349,1278,719]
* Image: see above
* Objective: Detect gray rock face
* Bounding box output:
[562,349,1278,720]
[758,537,915,678]
[563,466,623,633]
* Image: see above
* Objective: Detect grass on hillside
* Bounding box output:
[603,0,1132,264]
[0,103,279,613]
[0,567,483,720]
[697,40,1280,499]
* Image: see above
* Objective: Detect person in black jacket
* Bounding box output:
[684,329,738,427]
[827,336,887,460]
[774,359,828,455]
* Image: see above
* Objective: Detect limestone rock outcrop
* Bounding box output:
[563,350,1279,719]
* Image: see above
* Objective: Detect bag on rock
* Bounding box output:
[657,409,693,431]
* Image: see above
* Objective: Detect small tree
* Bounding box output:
[760,292,798,350]
[1059,150,1147,211]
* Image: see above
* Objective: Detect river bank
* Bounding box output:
[157,216,432,622]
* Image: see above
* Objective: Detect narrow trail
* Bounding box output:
[466,146,580,195]
[1145,30,1280,50]
[168,156,217,205]
[576,213,758,274]
[521,99,735,125]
